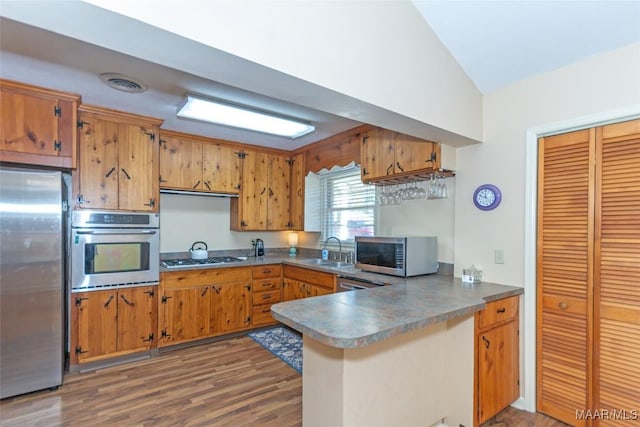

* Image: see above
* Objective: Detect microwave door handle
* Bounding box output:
[75,230,157,235]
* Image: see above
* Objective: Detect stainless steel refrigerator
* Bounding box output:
[0,165,66,398]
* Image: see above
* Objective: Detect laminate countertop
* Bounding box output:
[159,254,523,349]
[270,272,523,349]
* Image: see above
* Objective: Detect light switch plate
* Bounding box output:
[495,249,504,264]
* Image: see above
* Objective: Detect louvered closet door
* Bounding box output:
[537,129,595,426]
[594,119,640,426]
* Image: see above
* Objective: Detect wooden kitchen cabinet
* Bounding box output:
[251,265,283,327]
[159,267,251,347]
[159,130,241,194]
[0,79,80,169]
[283,265,336,301]
[230,150,293,230]
[289,153,305,230]
[71,286,157,364]
[475,295,520,426]
[360,127,444,183]
[74,105,162,211]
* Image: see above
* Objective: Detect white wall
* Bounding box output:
[455,42,640,285]
[159,194,289,253]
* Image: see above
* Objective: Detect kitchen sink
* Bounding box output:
[297,259,353,268]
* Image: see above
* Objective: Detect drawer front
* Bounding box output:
[252,265,282,279]
[252,306,278,326]
[283,265,335,289]
[161,267,251,289]
[252,278,280,292]
[477,295,519,329]
[252,289,282,306]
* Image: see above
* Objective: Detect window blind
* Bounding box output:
[317,165,376,247]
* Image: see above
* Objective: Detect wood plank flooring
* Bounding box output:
[1,335,568,427]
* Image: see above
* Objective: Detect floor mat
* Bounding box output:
[248,327,302,374]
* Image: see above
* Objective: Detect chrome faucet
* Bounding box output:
[324,236,342,261]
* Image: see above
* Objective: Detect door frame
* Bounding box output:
[522,106,639,412]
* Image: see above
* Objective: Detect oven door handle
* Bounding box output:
[75,230,158,235]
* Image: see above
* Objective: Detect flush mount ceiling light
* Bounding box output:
[176,95,315,139]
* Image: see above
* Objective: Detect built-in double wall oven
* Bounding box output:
[70,210,159,292]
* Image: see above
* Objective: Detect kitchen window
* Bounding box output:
[306,163,376,247]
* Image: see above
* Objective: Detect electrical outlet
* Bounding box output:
[494,249,504,264]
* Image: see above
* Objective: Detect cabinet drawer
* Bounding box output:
[252,289,282,306]
[162,267,251,289]
[252,278,280,292]
[477,296,519,329]
[283,265,335,290]
[252,265,282,279]
[252,306,277,326]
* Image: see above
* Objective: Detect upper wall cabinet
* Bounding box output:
[159,131,241,194]
[360,127,453,184]
[74,105,163,212]
[0,79,80,169]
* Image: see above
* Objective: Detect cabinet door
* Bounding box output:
[236,150,269,230]
[117,287,156,353]
[283,278,306,301]
[210,282,250,333]
[289,153,305,230]
[118,123,158,211]
[593,119,640,419]
[77,116,119,209]
[0,89,59,158]
[394,133,437,174]
[159,135,203,190]
[160,286,210,344]
[267,154,291,230]
[202,143,241,194]
[361,128,394,181]
[477,320,519,424]
[74,290,117,362]
[307,284,332,298]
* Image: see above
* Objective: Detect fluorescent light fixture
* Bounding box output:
[177,95,315,139]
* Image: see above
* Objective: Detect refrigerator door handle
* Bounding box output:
[75,230,157,235]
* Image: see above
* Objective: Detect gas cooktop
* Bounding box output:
[160,256,246,268]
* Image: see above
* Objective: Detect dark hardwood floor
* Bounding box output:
[1,335,567,426]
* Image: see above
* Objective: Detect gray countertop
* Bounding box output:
[159,254,523,349]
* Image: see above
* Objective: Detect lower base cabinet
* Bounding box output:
[475,295,520,426]
[71,286,157,364]
[282,265,335,301]
[251,265,283,327]
[159,268,251,347]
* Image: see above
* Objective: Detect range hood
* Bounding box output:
[160,189,239,198]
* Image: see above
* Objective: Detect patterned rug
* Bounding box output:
[248,327,302,374]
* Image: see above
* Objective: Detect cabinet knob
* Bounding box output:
[558,302,568,310]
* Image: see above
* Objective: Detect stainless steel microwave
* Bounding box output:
[355,236,438,277]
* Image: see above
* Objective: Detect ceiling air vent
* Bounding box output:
[99,73,147,93]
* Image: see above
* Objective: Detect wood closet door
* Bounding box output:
[593,119,640,425]
[537,129,595,426]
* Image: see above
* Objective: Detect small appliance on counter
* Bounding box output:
[355,235,438,277]
[190,241,208,260]
[462,265,482,283]
[254,238,265,257]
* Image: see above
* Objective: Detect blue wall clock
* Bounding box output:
[473,184,502,210]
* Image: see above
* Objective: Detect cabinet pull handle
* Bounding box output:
[104,295,114,307]
[201,288,208,297]
[105,167,116,178]
[260,188,266,195]
[142,333,154,342]
[497,308,506,314]
[120,295,133,306]
[386,164,394,175]
[262,294,272,300]
[262,309,270,313]
[204,181,212,190]
[396,162,404,172]
[193,180,201,189]
[268,188,274,197]
[558,302,568,310]
[262,282,272,287]
[482,336,490,349]
[263,268,272,274]
[144,290,154,297]
[212,286,220,294]
[121,168,131,180]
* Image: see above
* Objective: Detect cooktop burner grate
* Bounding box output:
[161,256,246,268]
